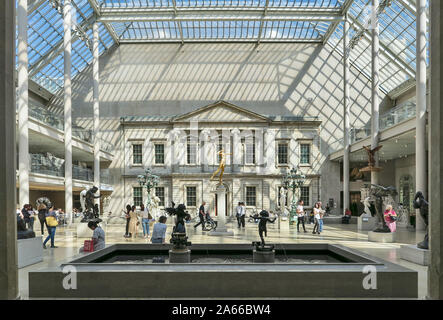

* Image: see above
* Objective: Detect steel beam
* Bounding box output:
[98,8,343,22]
[323,0,355,45]
[87,0,120,44]
[118,38,324,44]
[29,14,95,78]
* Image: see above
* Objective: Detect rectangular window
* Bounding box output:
[133,187,143,207]
[132,144,142,165]
[300,144,311,165]
[154,144,165,164]
[245,137,256,164]
[277,143,288,165]
[300,186,310,206]
[155,187,165,207]
[186,186,197,207]
[187,136,197,164]
[246,186,257,207]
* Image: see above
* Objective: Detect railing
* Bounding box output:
[28,102,64,131]
[73,165,94,182]
[29,153,111,186]
[30,153,64,178]
[23,101,111,150]
[379,101,416,131]
[331,100,417,154]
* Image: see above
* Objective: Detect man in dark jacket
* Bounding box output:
[194,202,206,230]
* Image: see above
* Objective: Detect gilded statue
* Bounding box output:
[210,149,232,184]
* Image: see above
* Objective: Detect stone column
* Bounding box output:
[371,0,380,185]
[416,0,427,231]
[18,0,29,206]
[343,15,351,214]
[93,22,100,199]
[201,129,210,172]
[0,0,18,299]
[429,0,443,300]
[231,129,241,172]
[64,0,73,215]
[264,128,276,174]
[255,129,263,174]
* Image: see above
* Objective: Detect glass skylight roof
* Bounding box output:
[25,0,115,93]
[22,0,427,96]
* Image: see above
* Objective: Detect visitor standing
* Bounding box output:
[235,202,242,228]
[240,202,246,228]
[37,202,48,236]
[384,205,397,233]
[43,205,58,249]
[296,200,307,233]
[313,202,321,234]
[124,204,131,238]
[318,201,325,233]
[151,216,168,244]
[194,201,206,230]
[140,204,154,239]
[129,205,139,238]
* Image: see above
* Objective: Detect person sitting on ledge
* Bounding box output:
[342,208,352,224]
[151,216,168,244]
[17,212,35,240]
[79,220,106,252]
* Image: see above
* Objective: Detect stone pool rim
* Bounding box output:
[29,243,418,299]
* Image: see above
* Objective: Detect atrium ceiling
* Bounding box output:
[23,0,427,97]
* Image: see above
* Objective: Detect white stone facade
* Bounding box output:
[121,101,321,216]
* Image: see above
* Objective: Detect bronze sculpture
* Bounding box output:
[81,186,101,222]
[413,191,429,249]
[250,210,276,247]
[363,145,383,167]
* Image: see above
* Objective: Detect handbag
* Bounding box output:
[390,215,397,222]
[83,240,94,252]
[46,215,58,227]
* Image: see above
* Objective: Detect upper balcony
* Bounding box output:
[330,100,417,158]
[17,101,114,162]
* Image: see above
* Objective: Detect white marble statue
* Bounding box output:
[80,187,88,213]
[279,187,287,210]
[150,196,161,220]
[362,197,372,217]
[103,196,111,214]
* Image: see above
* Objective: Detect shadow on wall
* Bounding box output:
[48,42,374,213]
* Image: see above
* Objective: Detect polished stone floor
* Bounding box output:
[19,218,428,299]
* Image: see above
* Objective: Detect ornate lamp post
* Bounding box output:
[282,167,306,225]
[137,168,160,208]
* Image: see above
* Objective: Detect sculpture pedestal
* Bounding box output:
[368,231,396,243]
[399,244,430,266]
[358,215,378,231]
[169,249,191,263]
[253,250,275,263]
[17,236,43,268]
[209,185,234,236]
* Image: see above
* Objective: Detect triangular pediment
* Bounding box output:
[173,101,270,123]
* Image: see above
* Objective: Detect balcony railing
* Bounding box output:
[379,101,416,131]
[23,102,112,151]
[29,153,112,185]
[330,100,417,154]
